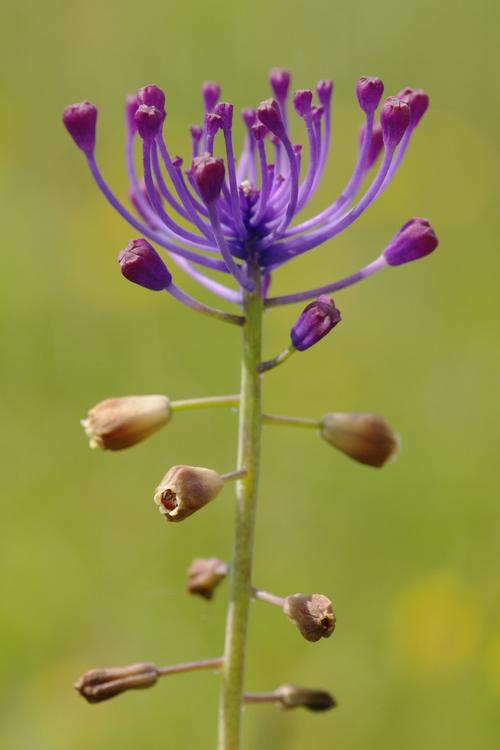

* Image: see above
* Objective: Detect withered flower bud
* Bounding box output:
[74,662,158,704]
[283,594,336,642]
[276,683,336,712]
[321,412,399,467]
[82,395,171,450]
[187,557,228,600]
[154,465,224,522]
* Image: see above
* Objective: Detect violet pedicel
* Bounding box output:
[64,68,439,750]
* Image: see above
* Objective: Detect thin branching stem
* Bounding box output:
[170,395,240,412]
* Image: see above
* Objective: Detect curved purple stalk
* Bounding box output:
[86,154,227,272]
[142,141,216,248]
[265,256,387,306]
[207,203,254,291]
[260,144,395,265]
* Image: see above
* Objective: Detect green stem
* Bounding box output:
[218,264,262,750]
[257,345,295,373]
[170,395,240,412]
[262,413,320,429]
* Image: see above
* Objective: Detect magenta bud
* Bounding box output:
[257,98,285,138]
[397,87,429,127]
[205,112,222,136]
[356,76,384,114]
[125,94,139,134]
[202,81,221,112]
[214,101,233,131]
[291,296,341,351]
[172,155,183,169]
[293,89,313,117]
[380,97,410,148]
[242,108,257,127]
[190,125,203,142]
[359,122,384,168]
[251,123,268,141]
[138,84,165,113]
[62,101,97,155]
[269,67,291,100]
[383,218,438,266]
[311,105,324,124]
[293,144,302,155]
[134,105,163,140]
[192,155,226,204]
[316,79,333,105]
[118,238,172,291]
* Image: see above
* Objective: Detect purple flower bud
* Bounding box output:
[242,108,257,127]
[134,105,163,140]
[397,87,429,127]
[137,84,166,113]
[205,112,222,136]
[192,155,226,204]
[202,81,221,112]
[125,94,139,134]
[316,79,333,105]
[269,67,291,100]
[311,105,324,124]
[190,125,203,142]
[383,218,438,266]
[172,155,183,169]
[355,76,384,114]
[380,97,410,148]
[290,295,341,351]
[251,123,267,141]
[293,144,302,155]
[214,101,233,131]
[293,89,313,117]
[257,99,285,138]
[62,101,97,155]
[359,121,384,168]
[118,238,172,291]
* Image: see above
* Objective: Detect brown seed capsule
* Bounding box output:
[276,683,337,711]
[74,662,158,704]
[320,412,400,467]
[82,395,171,450]
[187,557,228,599]
[154,465,224,522]
[283,594,336,642]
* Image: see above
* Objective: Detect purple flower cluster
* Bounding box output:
[63,69,438,346]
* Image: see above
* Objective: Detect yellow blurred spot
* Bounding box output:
[391,572,481,673]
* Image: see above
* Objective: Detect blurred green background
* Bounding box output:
[1,0,499,747]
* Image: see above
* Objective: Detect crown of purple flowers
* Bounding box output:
[62,69,437,320]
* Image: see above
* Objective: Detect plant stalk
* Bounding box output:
[218,263,262,750]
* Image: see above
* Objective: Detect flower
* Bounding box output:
[118,238,172,291]
[75,662,159,703]
[383,218,439,266]
[283,593,336,642]
[321,412,400,467]
[290,296,341,351]
[154,465,224,522]
[275,683,336,711]
[82,395,171,450]
[63,70,437,315]
[187,557,228,599]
